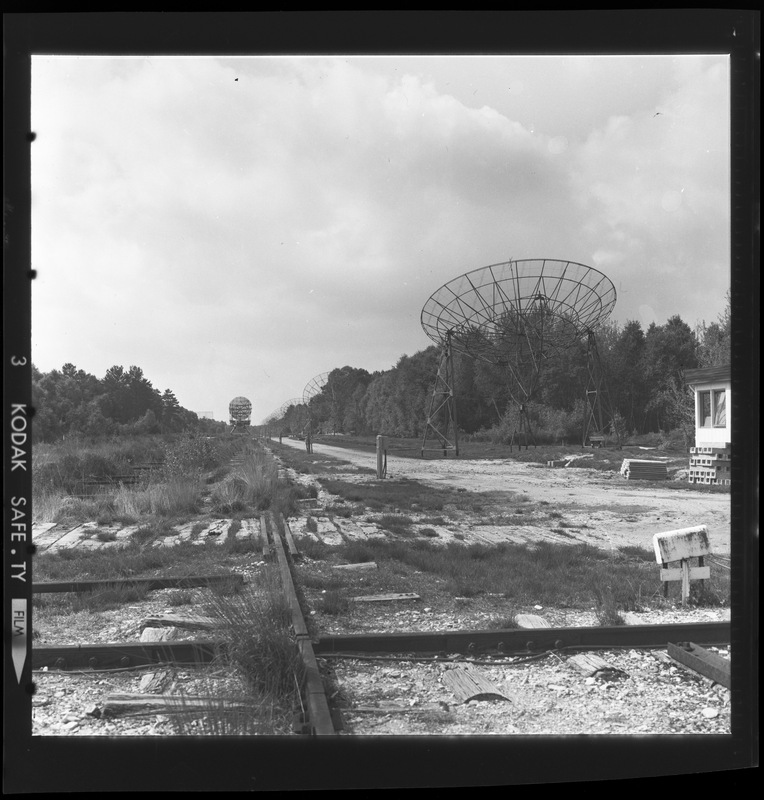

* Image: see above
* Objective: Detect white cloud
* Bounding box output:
[30,54,731,421]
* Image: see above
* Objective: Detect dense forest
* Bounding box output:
[32,298,729,447]
[272,301,731,447]
[30,363,225,442]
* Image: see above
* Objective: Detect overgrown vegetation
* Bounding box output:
[264,295,730,444]
[209,442,313,519]
[315,476,524,514]
[197,568,304,734]
[296,539,730,613]
[33,433,245,524]
[33,537,251,583]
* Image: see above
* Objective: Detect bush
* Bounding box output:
[322,589,351,615]
[206,573,303,700]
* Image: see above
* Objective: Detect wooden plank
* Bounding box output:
[270,517,335,736]
[515,614,551,629]
[259,514,271,557]
[653,526,711,563]
[102,693,257,718]
[140,615,217,632]
[33,524,76,550]
[349,703,450,715]
[333,562,378,571]
[350,592,420,603]
[568,653,626,678]
[33,574,243,594]
[660,566,710,582]
[283,518,300,558]
[32,522,57,536]
[667,642,731,689]
[442,666,511,703]
[45,524,89,550]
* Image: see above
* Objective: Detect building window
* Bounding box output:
[698,388,726,428]
[713,389,726,427]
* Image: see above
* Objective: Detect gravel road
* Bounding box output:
[278,438,731,555]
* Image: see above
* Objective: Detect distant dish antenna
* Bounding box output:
[303,368,354,434]
[276,398,309,437]
[228,396,252,433]
[303,372,329,405]
[421,259,617,451]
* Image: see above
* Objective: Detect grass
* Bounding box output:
[167,589,195,606]
[313,538,731,612]
[309,434,717,487]
[269,442,373,475]
[33,537,251,583]
[342,542,376,563]
[321,589,351,615]
[32,433,248,525]
[295,536,330,560]
[209,444,310,518]
[300,574,345,591]
[591,581,626,626]
[157,563,306,736]
[317,476,495,515]
[371,514,415,536]
[33,582,151,613]
[199,568,304,733]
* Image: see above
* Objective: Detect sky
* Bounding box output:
[30,53,731,424]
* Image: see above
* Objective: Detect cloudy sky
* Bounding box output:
[30,53,731,423]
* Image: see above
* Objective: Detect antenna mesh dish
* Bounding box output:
[421,259,616,366]
[228,396,252,422]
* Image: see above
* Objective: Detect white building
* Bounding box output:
[684,365,731,485]
[684,365,731,447]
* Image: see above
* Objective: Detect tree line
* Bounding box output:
[31,296,729,446]
[31,363,223,442]
[274,299,731,446]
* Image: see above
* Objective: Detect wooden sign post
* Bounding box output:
[653,526,711,606]
[376,435,387,479]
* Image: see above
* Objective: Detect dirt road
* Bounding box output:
[278,438,731,555]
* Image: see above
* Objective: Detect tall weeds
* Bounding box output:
[202,567,304,732]
[210,445,301,518]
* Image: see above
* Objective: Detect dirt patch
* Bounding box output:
[277,439,731,556]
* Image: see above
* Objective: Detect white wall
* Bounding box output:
[693,379,731,447]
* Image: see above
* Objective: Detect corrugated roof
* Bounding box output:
[684,365,731,384]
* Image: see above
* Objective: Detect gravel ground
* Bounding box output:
[28,442,734,739]
[30,575,731,738]
[329,646,731,736]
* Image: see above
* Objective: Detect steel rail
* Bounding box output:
[33,574,244,594]
[30,620,730,671]
[270,513,336,736]
[314,621,731,656]
[32,641,222,670]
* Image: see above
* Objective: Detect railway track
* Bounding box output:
[32,507,731,736]
[31,439,734,736]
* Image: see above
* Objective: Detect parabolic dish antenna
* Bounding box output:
[228,396,252,423]
[303,372,329,405]
[420,259,617,452]
[421,259,616,367]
